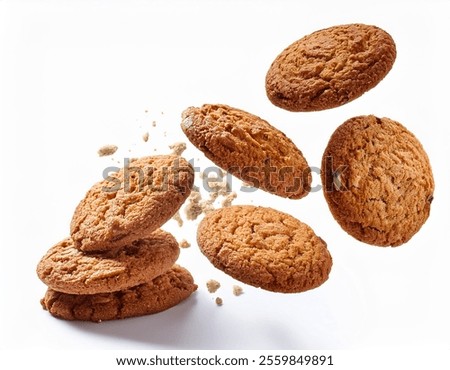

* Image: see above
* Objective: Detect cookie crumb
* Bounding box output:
[215,297,223,306]
[200,195,216,215]
[169,142,187,156]
[233,285,243,296]
[185,190,203,221]
[152,120,157,127]
[209,180,230,197]
[97,144,118,157]
[172,211,183,227]
[179,239,191,249]
[142,132,149,142]
[206,279,221,293]
[221,191,237,208]
[204,171,229,194]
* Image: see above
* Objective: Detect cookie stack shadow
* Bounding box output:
[37,155,197,322]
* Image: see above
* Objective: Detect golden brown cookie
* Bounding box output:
[321,115,434,246]
[71,155,194,252]
[40,265,197,322]
[37,230,180,294]
[197,205,332,293]
[266,24,396,111]
[181,104,311,199]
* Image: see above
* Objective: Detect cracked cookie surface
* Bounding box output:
[321,115,434,246]
[197,205,332,293]
[70,155,194,252]
[40,265,197,322]
[37,229,180,294]
[266,23,396,111]
[181,104,311,199]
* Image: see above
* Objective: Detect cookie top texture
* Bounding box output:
[40,265,197,322]
[321,115,434,246]
[197,205,332,293]
[266,23,396,111]
[37,229,180,294]
[181,104,311,199]
[70,155,194,252]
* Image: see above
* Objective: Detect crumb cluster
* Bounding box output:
[183,172,237,221]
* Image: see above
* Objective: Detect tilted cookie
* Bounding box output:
[321,115,434,246]
[266,23,396,111]
[37,229,180,294]
[181,104,311,199]
[71,155,194,252]
[197,205,332,293]
[40,265,197,322]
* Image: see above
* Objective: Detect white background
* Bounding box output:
[1,0,449,365]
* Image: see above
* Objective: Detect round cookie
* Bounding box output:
[71,155,194,252]
[266,23,396,111]
[40,265,197,322]
[197,205,332,293]
[181,104,311,199]
[321,115,434,246]
[37,229,180,294]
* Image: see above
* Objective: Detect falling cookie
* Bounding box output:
[71,155,194,252]
[266,24,396,111]
[181,104,311,199]
[197,205,332,293]
[40,265,197,322]
[37,230,180,295]
[321,115,434,246]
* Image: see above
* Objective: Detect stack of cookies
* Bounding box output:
[37,155,198,322]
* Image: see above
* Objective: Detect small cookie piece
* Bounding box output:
[321,115,434,246]
[232,285,243,296]
[197,205,332,293]
[172,211,183,227]
[206,279,221,293]
[221,191,237,208]
[179,239,191,249]
[98,144,118,157]
[40,265,197,322]
[181,104,311,199]
[184,189,203,221]
[71,155,194,252]
[266,24,396,111]
[37,230,180,294]
[169,142,187,156]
